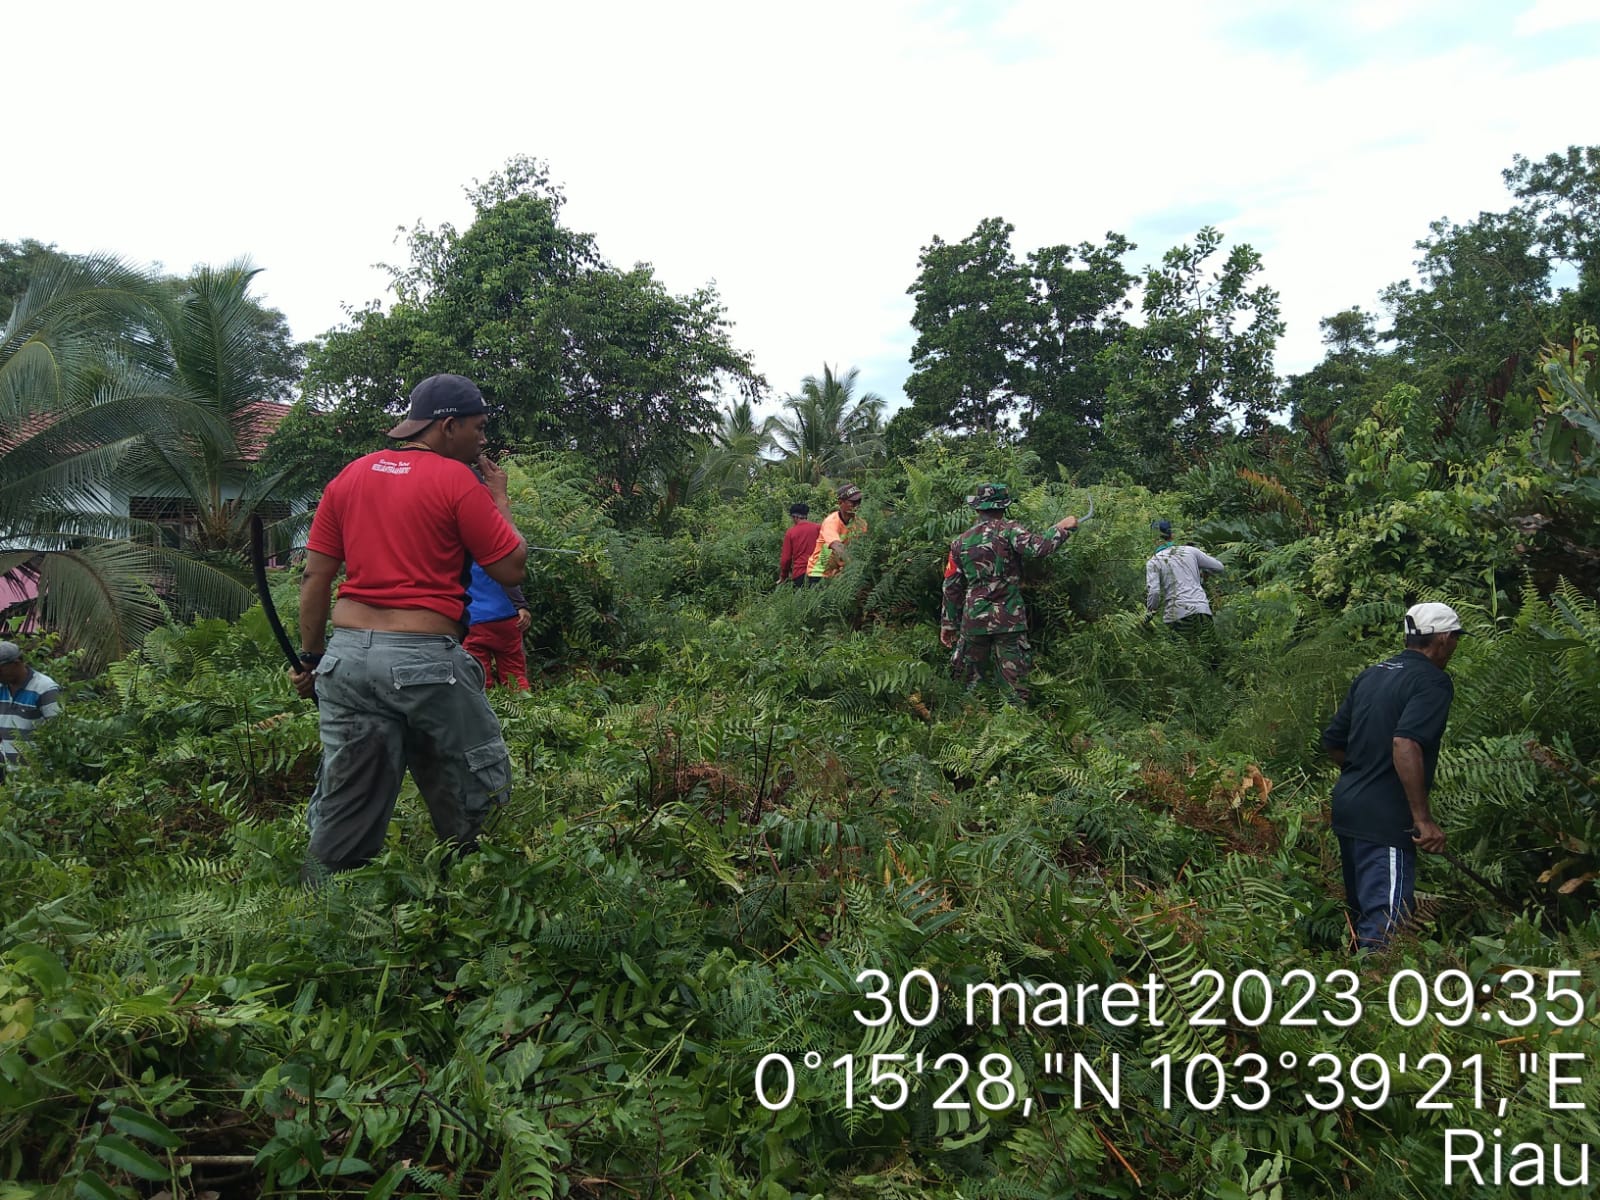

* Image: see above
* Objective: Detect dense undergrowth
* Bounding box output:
[5,425,1600,1199]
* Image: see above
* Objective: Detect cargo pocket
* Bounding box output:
[391,660,458,690]
[309,654,341,702]
[455,644,487,692]
[465,737,513,806]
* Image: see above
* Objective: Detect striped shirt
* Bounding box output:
[1,669,62,763]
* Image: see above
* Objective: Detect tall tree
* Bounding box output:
[542,265,757,508]
[1102,226,1285,485]
[1283,307,1388,429]
[0,252,236,664]
[901,219,1134,475]
[262,302,422,495]
[269,156,761,520]
[903,218,1032,434]
[1381,208,1552,434]
[1505,146,1600,283]
[1503,145,1600,343]
[1017,234,1135,476]
[0,239,58,323]
[770,364,885,483]
[121,261,303,557]
[697,399,774,496]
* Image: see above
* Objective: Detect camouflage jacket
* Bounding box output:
[941,518,1071,635]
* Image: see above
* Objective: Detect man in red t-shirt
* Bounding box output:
[291,374,529,876]
[777,502,821,587]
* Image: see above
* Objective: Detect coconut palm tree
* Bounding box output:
[122,260,303,558]
[770,364,885,483]
[699,399,775,496]
[0,252,240,664]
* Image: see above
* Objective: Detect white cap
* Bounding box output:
[1404,602,1462,636]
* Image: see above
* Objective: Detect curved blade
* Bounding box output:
[250,514,302,674]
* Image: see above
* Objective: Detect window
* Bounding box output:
[129,496,201,548]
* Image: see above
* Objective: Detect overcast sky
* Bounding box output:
[9,0,1600,414]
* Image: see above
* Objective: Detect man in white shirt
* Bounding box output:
[1145,520,1224,641]
[0,641,62,780]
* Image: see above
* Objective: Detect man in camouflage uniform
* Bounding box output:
[940,483,1079,704]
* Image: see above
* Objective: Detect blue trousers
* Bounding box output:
[1338,835,1417,949]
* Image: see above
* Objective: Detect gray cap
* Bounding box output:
[0,642,20,665]
[387,374,491,439]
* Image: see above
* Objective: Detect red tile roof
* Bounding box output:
[0,573,38,606]
[1,400,290,461]
[0,411,57,455]
[235,400,290,462]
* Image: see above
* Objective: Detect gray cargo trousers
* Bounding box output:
[305,628,513,873]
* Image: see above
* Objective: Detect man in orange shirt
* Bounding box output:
[806,484,867,581]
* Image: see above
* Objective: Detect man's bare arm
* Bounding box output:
[1393,736,1445,852]
[299,550,340,655]
[292,550,340,699]
[483,545,529,586]
[477,454,529,584]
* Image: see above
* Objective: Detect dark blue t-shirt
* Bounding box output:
[1322,650,1455,848]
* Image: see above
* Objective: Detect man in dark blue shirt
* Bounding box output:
[1322,603,1463,950]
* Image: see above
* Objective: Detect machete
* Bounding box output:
[250,513,305,678]
[1438,846,1527,913]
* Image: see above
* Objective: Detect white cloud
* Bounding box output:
[7,0,1596,412]
[1514,0,1600,35]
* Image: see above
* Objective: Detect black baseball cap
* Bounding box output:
[387,374,491,439]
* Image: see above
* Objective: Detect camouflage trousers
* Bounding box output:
[950,631,1034,704]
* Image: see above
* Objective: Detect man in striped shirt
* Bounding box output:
[0,641,62,779]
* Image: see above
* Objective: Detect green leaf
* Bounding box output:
[7,944,69,995]
[366,1163,408,1200]
[72,1173,123,1200]
[108,1106,180,1150]
[93,1135,168,1180]
[619,953,649,989]
[72,1177,124,1200]
[319,1157,372,1176]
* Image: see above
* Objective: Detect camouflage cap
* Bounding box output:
[967,482,1012,511]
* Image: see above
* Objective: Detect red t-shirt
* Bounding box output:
[307,448,523,623]
[779,520,821,581]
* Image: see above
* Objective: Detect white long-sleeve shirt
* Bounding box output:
[1145,544,1224,622]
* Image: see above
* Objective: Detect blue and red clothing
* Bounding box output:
[465,562,530,690]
